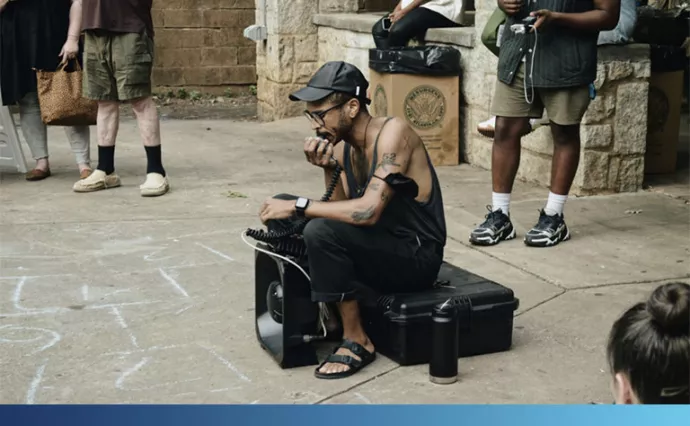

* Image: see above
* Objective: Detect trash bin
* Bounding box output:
[368,46,462,166]
[645,44,686,174]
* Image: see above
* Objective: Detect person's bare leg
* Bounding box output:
[97,101,120,148]
[72,101,121,192]
[548,122,580,195]
[492,116,530,193]
[130,96,160,147]
[131,96,168,196]
[317,300,375,375]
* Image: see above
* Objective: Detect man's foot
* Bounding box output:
[314,338,376,380]
[140,173,169,197]
[73,169,121,192]
[524,209,570,247]
[477,116,539,138]
[469,205,516,246]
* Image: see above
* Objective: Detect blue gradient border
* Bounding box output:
[2,405,689,426]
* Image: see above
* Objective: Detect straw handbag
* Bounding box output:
[35,59,97,126]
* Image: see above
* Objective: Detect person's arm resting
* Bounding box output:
[304,126,410,226]
[68,0,83,40]
[552,0,620,31]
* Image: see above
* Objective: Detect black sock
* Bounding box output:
[97,145,115,175]
[145,145,166,176]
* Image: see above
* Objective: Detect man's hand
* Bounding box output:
[389,8,408,24]
[304,137,336,169]
[530,9,554,30]
[59,37,80,63]
[259,198,296,224]
[498,0,523,16]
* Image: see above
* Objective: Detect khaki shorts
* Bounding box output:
[490,63,591,126]
[83,30,154,102]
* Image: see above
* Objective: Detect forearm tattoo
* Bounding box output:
[351,205,375,222]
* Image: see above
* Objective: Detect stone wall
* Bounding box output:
[151,0,257,94]
[255,1,360,121]
[462,0,651,195]
[312,0,651,194]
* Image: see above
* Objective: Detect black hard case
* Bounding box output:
[361,262,520,366]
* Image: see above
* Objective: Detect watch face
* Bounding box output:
[296,198,308,209]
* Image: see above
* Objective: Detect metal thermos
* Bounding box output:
[429,298,459,384]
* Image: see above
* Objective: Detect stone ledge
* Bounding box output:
[313,13,475,48]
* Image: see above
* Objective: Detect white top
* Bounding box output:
[400,0,464,24]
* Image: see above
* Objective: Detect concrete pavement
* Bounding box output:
[1,116,688,404]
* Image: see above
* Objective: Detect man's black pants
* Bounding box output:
[267,194,443,303]
[372,7,459,50]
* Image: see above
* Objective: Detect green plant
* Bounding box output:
[249,85,257,96]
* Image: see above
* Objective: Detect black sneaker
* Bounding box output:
[524,210,570,247]
[469,206,516,246]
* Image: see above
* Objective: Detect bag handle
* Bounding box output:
[57,58,83,72]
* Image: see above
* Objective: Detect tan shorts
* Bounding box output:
[83,30,154,102]
[490,63,591,126]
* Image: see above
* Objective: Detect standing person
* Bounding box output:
[371,0,463,49]
[73,0,169,196]
[469,0,620,248]
[0,0,93,181]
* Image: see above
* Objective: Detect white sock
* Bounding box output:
[544,192,567,216]
[492,192,511,216]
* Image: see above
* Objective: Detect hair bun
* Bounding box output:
[647,282,690,334]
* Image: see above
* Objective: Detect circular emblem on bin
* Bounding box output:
[373,84,387,117]
[647,86,669,134]
[404,85,446,130]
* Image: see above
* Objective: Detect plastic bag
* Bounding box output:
[650,44,687,72]
[368,46,461,76]
[633,5,689,46]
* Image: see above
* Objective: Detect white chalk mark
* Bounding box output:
[11,277,66,315]
[26,363,47,404]
[101,344,186,357]
[354,392,372,404]
[81,285,88,301]
[173,392,197,398]
[99,289,131,299]
[250,400,260,404]
[129,377,202,391]
[200,345,251,383]
[195,242,234,261]
[116,357,150,390]
[144,250,173,262]
[86,300,161,310]
[110,307,139,349]
[209,387,242,393]
[159,268,189,298]
[175,305,192,315]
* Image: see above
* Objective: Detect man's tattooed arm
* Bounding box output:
[301,119,412,226]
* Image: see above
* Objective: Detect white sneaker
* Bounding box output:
[477,116,540,138]
[477,116,497,137]
[140,173,169,197]
[73,169,121,193]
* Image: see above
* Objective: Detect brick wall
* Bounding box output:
[151,0,257,94]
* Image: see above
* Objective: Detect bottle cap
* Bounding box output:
[433,298,459,317]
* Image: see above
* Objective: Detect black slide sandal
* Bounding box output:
[314,339,376,380]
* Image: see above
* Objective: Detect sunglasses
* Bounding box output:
[303,101,347,127]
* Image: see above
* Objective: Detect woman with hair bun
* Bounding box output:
[607,281,690,404]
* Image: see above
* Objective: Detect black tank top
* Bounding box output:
[342,117,447,248]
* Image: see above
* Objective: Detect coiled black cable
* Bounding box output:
[245,163,343,255]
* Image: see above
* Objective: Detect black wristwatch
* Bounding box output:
[295,197,310,218]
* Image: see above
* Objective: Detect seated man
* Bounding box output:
[372,0,463,49]
[258,61,446,379]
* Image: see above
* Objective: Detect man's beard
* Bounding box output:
[316,114,351,145]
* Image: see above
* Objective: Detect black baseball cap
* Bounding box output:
[289,61,371,105]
